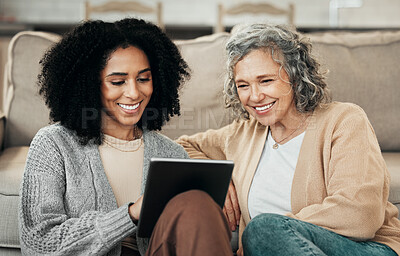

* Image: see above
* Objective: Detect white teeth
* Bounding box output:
[255,102,274,111]
[118,103,140,110]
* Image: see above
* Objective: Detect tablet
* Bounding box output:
[137,157,234,238]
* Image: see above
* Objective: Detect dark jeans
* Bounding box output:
[242,213,397,256]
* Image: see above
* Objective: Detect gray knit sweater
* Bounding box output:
[19,124,188,256]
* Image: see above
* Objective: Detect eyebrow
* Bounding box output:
[138,68,151,75]
[235,74,276,83]
[105,68,151,78]
[106,72,127,77]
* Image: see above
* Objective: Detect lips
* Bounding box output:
[117,102,140,111]
[253,101,275,112]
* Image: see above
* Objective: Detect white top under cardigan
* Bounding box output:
[248,131,305,218]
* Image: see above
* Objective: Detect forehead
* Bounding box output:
[234,49,281,77]
[105,46,150,69]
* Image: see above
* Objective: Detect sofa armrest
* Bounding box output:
[0,110,5,151]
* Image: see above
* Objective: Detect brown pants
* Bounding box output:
[145,190,233,256]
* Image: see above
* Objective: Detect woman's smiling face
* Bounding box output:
[234,48,296,127]
[100,46,153,137]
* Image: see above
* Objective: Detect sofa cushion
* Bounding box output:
[161,33,232,139]
[0,147,28,195]
[3,32,60,148]
[0,247,21,256]
[308,31,400,151]
[0,195,20,249]
[384,152,400,213]
[0,146,28,248]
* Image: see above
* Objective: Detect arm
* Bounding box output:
[287,106,388,240]
[19,131,135,255]
[175,122,238,160]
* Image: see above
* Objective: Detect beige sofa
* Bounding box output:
[1,29,399,255]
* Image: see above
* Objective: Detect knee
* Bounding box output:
[243,213,287,247]
[161,190,230,237]
[165,190,219,218]
[171,189,212,204]
[245,213,286,233]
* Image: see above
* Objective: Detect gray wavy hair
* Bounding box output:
[224,23,331,120]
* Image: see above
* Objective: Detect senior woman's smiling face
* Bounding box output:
[100,46,153,139]
[234,48,297,128]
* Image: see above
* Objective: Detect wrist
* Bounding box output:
[128,203,139,224]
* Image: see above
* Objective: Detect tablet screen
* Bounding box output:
[137,158,234,238]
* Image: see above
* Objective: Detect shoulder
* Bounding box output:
[33,124,75,144]
[33,123,82,146]
[26,124,83,178]
[311,102,375,141]
[30,124,88,159]
[314,102,369,124]
[316,101,364,114]
[143,130,188,158]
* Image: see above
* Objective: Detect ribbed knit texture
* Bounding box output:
[177,102,400,254]
[19,124,188,256]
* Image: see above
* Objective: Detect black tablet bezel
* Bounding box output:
[137,157,234,238]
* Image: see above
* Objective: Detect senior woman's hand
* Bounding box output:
[223,180,241,231]
[237,247,244,256]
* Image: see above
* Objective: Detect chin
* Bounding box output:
[254,116,276,127]
[116,118,141,128]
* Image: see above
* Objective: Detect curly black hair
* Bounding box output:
[38,18,190,145]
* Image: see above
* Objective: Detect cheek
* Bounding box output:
[237,90,247,104]
[144,84,154,99]
[280,87,294,103]
[148,84,154,97]
[101,85,120,101]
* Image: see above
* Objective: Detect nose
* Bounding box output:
[249,84,265,102]
[124,79,140,99]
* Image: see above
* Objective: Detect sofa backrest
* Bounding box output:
[168,30,400,152]
[2,30,400,151]
[161,33,232,139]
[309,31,400,151]
[2,31,232,146]
[3,32,60,148]
[168,30,400,151]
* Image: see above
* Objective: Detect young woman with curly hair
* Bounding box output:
[177,23,400,256]
[19,18,232,256]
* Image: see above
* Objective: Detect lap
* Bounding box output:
[242,213,397,256]
[145,190,233,256]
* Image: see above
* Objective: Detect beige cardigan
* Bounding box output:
[177,102,400,254]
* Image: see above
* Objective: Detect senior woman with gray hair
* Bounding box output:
[177,23,400,256]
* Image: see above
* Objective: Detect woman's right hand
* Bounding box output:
[129,196,143,222]
[236,247,244,256]
[223,180,241,231]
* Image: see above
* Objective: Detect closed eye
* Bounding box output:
[261,79,273,84]
[236,84,248,88]
[111,81,125,86]
[137,78,151,83]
